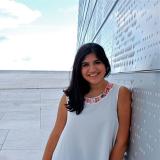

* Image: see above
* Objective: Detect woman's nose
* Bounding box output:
[88,64,96,72]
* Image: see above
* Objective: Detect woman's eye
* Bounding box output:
[81,63,89,67]
[95,60,102,64]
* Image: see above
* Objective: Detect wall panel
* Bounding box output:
[108,72,160,160]
[77,0,160,159]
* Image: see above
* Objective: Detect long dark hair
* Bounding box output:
[64,43,111,115]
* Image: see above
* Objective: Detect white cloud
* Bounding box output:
[0,36,8,41]
[0,0,41,30]
[0,1,78,71]
[57,5,78,15]
[0,26,77,71]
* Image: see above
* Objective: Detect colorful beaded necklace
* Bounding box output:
[85,82,113,104]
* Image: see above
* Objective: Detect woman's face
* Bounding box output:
[81,53,106,86]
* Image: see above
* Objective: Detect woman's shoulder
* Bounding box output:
[109,83,131,101]
[60,94,68,105]
[111,82,131,93]
[119,85,131,94]
[115,84,132,102]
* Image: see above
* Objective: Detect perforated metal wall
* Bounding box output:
[77,0,160,159]
[108,72,160,160]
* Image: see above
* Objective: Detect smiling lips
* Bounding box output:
[88,73,99,77]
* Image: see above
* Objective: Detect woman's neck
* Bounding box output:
[87,80,108,97]
[90,80,107,90]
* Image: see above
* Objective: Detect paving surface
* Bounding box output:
[0,71,70,160]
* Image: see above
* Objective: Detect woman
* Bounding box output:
[42,43,131,160]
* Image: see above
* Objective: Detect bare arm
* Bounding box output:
[42,94,68,160]
[109,86,132,160]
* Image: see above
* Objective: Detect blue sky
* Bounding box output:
[0,0,78,71]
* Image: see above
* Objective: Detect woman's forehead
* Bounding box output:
[83,53,99,61]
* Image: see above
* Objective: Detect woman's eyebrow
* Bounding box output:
[81,61,88,64]
[95,59,101,61]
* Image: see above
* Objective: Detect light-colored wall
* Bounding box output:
[78,0,160,159]
[0,70,70,89]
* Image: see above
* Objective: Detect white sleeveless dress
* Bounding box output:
[52,83,120,160]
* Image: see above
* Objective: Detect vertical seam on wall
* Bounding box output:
[78,0,91,45]
[81,0,98,44]
[92,0,120,42]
